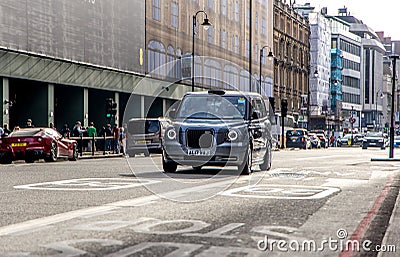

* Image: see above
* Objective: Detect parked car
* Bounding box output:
[0,128,78,164]
[126,118,162,157]
[362,132,387,149]
[162,90,273,175]
[337,134,363,146]
[309,133,321,149]
[286,129,311,149]
[317,133,329,148]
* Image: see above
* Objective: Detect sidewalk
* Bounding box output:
[378,184,400,256]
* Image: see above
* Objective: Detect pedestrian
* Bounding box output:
[72,121,85,137]
[119,127,127,156]
[112,124,120,153]
[87,122,97,152]
[61,124,70,138]
[26,119,34,128]
[104,124,112,151]
[0,125,4,138]
[49,122,56,130]
[3,124,11,137]
[72,121,86,153]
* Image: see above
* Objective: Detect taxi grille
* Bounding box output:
[186,129,213,148]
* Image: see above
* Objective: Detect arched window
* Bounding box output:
[204,59,222,88]
[148,40,166,77]
[167,45,175,78]
[223,65,239,90]
[240,69,250,92]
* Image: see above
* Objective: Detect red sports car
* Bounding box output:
[0,128,78,164]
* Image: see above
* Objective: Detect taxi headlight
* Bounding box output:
[227,129,238,141]
[167,129,176,140]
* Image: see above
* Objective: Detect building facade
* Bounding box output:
[329,16,362,132]
[273,0,310,121]
[145,0,274,95]
[336,15,385,132]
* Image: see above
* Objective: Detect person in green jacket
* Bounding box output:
[87,122,97,152]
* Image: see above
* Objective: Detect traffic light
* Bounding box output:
[111,102,117,116]
[268,97,275,114]
[281,98,288,118]
[105,98,113,118]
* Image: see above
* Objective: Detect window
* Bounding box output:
[221,0,227,16]
[234,1,239,22]
[255,12,258,32]
[171,2,178,28]
[233,35,239,54]
[208,27,214,44]
[221,30,227,49]
[147,40,166,77]
[261,18,266,35]
[152,0,161,21]
[208,0,213,11]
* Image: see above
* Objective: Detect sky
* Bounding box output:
[295,0,400,40]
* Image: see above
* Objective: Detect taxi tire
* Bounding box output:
[162,152,177,173]
[260,142,272,171]
[239,145,252,175]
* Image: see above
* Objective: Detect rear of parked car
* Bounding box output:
[286,129,310,149]
[126,118,162,157]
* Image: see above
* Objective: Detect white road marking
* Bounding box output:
[0,175,257,237]
[221,184,340,200]
[14,178,160,191]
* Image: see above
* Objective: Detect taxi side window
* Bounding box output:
[252,98,267,118]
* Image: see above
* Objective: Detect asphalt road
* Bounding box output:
[0,147,399,256]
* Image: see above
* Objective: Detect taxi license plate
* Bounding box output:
[11,142,27,147]
[187,149,211,156]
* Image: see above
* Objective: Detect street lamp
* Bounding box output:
[192,11,212,92]
[259,46,274,94]
[389,55,399,158]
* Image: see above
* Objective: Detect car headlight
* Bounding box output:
[166,129,176,140]
[227,129,238,141]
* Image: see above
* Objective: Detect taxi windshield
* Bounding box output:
[176,95,247,119]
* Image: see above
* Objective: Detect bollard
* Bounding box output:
[92,135,95,156]
[79,134,83,157]
[103,134,106,155]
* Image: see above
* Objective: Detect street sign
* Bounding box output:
[349,117,356,124]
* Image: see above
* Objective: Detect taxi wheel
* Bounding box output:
[239,145,252,175]
[162,152,177,173]
[260,142,272,171]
